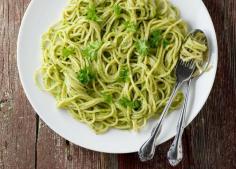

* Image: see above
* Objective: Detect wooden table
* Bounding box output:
[0,0,235,168]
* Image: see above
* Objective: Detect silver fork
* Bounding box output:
[138,60,196,162]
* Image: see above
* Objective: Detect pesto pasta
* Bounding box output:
[38,0,204,134]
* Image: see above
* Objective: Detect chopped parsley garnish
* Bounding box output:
[132,100,142,110]
[124,21,137,32]
[162,39,170,48]
[119,97,132,108]
[86,4,99,21]
[148,29,170,48]
[82,41,102,61]
[113,4,121,17]
[62,47,74,58]
[102,93,113,103]
[136,40,149,56]
[77,67,95,85]
[149,30,162,48]
[118,67,129,82]
[119,97,142,110]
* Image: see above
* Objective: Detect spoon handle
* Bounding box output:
[167,79,191,166]
[138,82,182,162]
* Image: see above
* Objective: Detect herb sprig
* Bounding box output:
[135,40,149,56]
[113,4,121,17]
[77,67,95,85]
[149,30,162,48]
[148,29,170,48]
[119,97,142,110]
[118,66,129,82]
[82,41,102,61]
[86,4,99,21]
[62,47,75,59]
[102,93,113,104]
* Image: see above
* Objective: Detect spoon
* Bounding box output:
[167,29,209,166]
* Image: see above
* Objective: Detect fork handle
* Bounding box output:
[138,82,182,162]
[167,79,191,166]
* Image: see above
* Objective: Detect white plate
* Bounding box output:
[17,0,218,153]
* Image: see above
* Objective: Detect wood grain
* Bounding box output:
[0,0,235,169]
[0,0,36,169]
[36,121,118,169]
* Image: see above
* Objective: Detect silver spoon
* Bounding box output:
[167,29,209,166]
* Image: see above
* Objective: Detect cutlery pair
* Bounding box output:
[138,29,209,166]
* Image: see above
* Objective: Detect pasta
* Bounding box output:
[180,31,208,75]
[38,0,203,134]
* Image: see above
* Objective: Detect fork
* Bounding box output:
[138,60,196,162]
[167,79,191,166]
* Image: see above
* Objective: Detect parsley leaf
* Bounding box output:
[136,40,149,56]
[119,97,133,108]
[124,21,137,32]
[119,97,142,110]
[102,93,113,104]
[62,47,74,58]
[77,67,95,85]
[149,30,171,49]
[86,4,99,21]
[82,41,102,61]
[132,100,142,110]
[162,39,170,48]
[149,30,162,48]
[118,67,129,82]
[113,4,121,17]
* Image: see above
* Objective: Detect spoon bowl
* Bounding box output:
[183,29,210,77]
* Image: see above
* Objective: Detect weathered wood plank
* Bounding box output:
[118,136,191,169]
[0,0,36,169]
[188,0,236,168]
[36,121,118,169]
